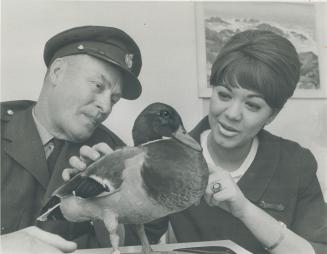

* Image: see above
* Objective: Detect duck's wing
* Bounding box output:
[53,146,145,199]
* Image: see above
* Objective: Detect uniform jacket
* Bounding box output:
[1,100,125,248]
[128,116,327,254]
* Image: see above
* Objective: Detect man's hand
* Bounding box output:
[62,142,113,181]
[1,226,77,254]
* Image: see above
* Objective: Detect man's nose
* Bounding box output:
[224,100,242,121]
[96,91,112,115]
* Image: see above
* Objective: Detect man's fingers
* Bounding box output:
[63,143,114,181]
[69,156,87,170]
[62,168,79,181]
[80,145,101,162]
[79,143,113,165]
[25,227,77,253]
[92,142,113,155]
[79,143,112,165]
[63,155,87,181]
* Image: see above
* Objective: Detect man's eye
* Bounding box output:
[218,91,231,101]
[92,81,103,90]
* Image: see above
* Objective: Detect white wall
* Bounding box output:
[1,0,326,197]
[1,0,204,144]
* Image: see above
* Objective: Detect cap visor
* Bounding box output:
[121,69,142,100]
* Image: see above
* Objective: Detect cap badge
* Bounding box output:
[77,44,85,50]
[125,54,134,69]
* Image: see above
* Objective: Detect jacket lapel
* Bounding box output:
[2,106,50,188]
[41,142,80,205]
[237,130,281,202]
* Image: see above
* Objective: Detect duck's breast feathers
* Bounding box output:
[141,139,208,209]
[53,146,145,199]
[143,138,204,169]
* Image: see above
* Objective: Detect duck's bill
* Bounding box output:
[172,125,203,152]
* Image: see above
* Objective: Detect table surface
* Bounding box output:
[74,240,252,254]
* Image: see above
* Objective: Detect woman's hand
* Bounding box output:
[204,164,316,254]
[204,164,251,219]
[62,142,113,181]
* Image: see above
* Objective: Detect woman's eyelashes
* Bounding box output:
[217,91,232,101]
[245,101,262,112]
[216,88,264,112]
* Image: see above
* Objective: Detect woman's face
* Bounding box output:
[209,84,277,150]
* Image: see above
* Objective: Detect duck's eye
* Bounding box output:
[160,110,170,118]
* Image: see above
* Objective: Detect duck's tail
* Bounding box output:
[37,174,87,222]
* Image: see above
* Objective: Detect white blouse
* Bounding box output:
[201,129,258,182]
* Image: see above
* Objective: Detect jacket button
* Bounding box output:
[7,109,14,116]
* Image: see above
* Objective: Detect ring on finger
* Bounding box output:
[211,181,222,193]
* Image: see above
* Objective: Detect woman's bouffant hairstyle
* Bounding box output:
[210,29,301,109]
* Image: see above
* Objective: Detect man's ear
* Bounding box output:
[265,109,279,126]
[48,58,66,86]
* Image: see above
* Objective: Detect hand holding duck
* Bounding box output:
[62,143,113,181]
[204,164,250,219]
[38,103,209,254]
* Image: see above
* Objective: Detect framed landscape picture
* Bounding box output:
[195,2,324,98]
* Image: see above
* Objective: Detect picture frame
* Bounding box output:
[195,2,325,99]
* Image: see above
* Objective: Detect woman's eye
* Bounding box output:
[246,102,261,112]
[218,91,231,101]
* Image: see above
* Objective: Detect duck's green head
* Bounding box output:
[132,103,202,151]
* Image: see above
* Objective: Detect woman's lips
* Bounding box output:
[218,121,239,137]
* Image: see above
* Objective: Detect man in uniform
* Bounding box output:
[1,26,142,253]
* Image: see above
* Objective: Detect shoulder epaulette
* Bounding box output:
[1,100,35,121]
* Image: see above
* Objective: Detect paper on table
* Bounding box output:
[74,240,252,254]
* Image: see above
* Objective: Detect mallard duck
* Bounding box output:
[38,103,209,254]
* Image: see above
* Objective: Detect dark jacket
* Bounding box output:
[127,116,327,254]
[1,100,125,248]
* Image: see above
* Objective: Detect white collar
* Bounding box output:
[32,106,53,146]
[201,129,258,182]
